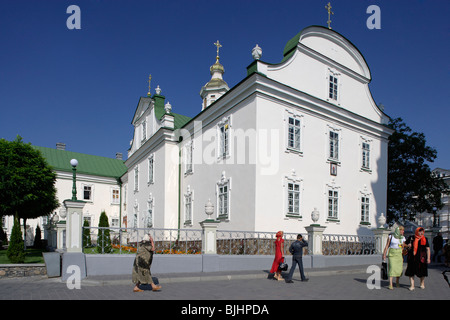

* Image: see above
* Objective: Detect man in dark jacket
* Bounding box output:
[285,234,309,283]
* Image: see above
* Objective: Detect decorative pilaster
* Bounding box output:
[63,200,85,253]
[305,225,327,255]
[200,199,219,254]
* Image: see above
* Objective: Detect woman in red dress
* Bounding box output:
[270,231,285,280]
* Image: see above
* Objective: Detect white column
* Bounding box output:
[305,225,327,255]
[63,200,85,253]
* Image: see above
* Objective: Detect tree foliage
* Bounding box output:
[97,211,112,253]
[6,217,25,263]
[0,136,59,220]
[387,118,447,223]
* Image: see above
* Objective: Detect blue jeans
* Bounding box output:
[287,255,306,281]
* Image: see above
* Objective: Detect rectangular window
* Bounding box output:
[111,218,119,227]
[288,117,301,151]
[111,189,120,204]
[185,194,192,222]
[329,75,338,100]
[220,125,229,158]
[83,186,92,201]
[185,143,193,174]
[148,157,154,183]
[142,120,147,141]
[328,190,339,219]
[218,185,229,217]
[361,197,370,223]
[329,131,339,160]
[362,142,370,169]
[287,183,300,215]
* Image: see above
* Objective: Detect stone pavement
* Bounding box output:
[0,263,448,304]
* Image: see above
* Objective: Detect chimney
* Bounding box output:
[116,152,123,160]
[56,142,66,150]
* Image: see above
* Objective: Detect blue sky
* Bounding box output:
[0,0,449,169]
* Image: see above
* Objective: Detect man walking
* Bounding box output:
[285,234,309,283]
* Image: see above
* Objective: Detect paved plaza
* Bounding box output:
[0,263,448,304]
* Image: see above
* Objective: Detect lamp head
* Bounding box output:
[70,159,78,167]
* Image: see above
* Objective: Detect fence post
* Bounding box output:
[200,200,219,254]
[304,225,327,255]
[63,200,86,253]
[372,228,391,254]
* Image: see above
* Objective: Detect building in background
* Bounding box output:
[1,144,127,246]
[124,26,393,236]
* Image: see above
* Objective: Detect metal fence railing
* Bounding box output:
[81,226,376,256]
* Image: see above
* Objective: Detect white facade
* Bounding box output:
[2,167,124,246]
[124,26,393,236]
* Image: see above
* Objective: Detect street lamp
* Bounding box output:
[70,159,78,201]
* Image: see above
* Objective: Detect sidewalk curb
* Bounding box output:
[80,266,370,286]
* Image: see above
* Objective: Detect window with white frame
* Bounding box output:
[328,189,339,220]
[329,130,339,161]
[362,142,371,170]
[360,196,370,223]
[142,120,147,141]
[287,182,301,216]
[218,117,231,159]
[83,216,92,227]
[111,217,119,227]
[217,172,230,219]
[148,155,154,184]
[185,142,193,174]
[288,117,301,151]
[218,185,228,218]
[111,188,120,204]
[329,75,338,100]
[83,185,93,201]
[220,125,229,158]
[134,166,139,192]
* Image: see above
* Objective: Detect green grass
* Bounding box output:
[0,248,46,264]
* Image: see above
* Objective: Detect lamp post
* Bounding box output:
[70,159,78,201]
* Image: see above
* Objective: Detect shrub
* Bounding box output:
[97,211,112,253]
[7,217,25,263]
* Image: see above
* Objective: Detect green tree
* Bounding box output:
[6,217,25,263]
[0,136,59,246]
[33,225,42,249]
[387,118,448,223]
[97,211,112,253]
[83,219,92,247]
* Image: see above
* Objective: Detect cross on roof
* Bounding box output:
[325,2,334,29]
[214,40,222,60]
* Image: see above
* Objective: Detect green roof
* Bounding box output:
[33,146,127,179]
[152,94,192,130]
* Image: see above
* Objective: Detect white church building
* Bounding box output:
[123,25,393,236]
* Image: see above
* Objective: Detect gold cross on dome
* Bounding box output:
[325,2,334,29]
[214,40,222,60]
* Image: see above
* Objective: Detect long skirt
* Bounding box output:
[132,251,154,285]
[388,248,403,277]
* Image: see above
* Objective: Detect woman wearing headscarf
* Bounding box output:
[405,227,430,291]
[269,231,285,281]
[132,234,162,292]
[382,226,406,289]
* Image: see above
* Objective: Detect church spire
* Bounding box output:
[200,40,229,111]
